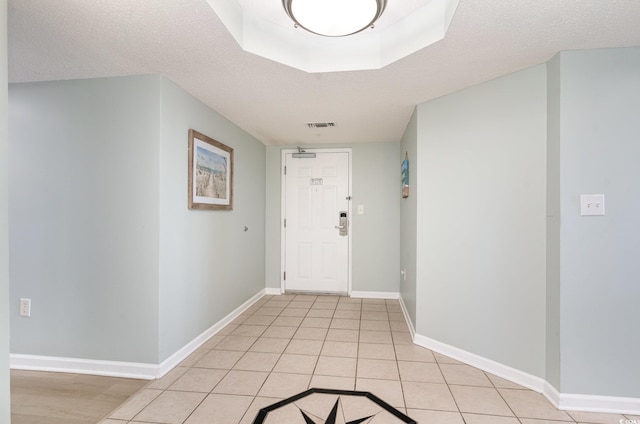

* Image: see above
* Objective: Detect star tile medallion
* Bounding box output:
[253,388,416,424]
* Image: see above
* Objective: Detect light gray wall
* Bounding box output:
[557,47,640,398]
[9,76,161,363]
[8,75,266,366]
[265,143,400,294]
[399,110,417,326]
[351,143,400,292]
[157,78,265,362]
[264,146,282,289]
[0,0,10,419]
[405,47,640,399]
[414,65,547,378]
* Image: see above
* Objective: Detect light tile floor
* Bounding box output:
[101,294,639,424]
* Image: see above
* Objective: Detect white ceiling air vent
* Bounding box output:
[307,122,336,128]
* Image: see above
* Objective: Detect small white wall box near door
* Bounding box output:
[282,149,352,294]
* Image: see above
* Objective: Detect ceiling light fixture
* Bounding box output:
[282,0,387,37]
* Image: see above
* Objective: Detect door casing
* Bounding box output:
[280,148,353,295]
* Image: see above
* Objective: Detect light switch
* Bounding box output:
[357,205,364,215]
[580,194,605,216]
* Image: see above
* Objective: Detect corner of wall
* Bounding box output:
[399,109,418,329]
[264,146,283,290]
[0,0,10,418]
[545,51,562,393]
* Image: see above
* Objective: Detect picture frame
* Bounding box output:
[188,129,233,210]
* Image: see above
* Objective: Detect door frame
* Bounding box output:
[280,148,353,295]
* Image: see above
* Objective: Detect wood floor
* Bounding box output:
[10,370,148,424]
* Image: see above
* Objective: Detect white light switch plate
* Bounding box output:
[580,194,605,216]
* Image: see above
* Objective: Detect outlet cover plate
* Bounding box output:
[580,194,605,216]
[20,298,31,317]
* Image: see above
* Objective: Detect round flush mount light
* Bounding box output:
[282,0,387,37]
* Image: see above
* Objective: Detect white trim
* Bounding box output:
[398,295,416,340]
[556,392,640,415]
[413,333,547,393]
[13,288,640,415]
[280,148,353,296]
[10,289,267,380]
[265,287,283,295]
[411,331,640,415]
[543,381,561,409]
[10,354,158,380]
[155,289,266,378]
[350,291,399,300]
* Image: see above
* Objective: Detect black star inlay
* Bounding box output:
[252,388,416,424]
[298,398,373,424]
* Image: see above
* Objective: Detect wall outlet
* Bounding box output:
[20,298,31,317]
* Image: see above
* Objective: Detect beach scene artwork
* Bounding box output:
[195,145,227,199]
[188,129,233,210]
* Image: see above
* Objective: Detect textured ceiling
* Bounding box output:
[210,0,460,72]
[8,0,640,146]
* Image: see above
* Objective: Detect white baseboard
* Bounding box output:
[14,288,639,415]
[543,381,561,409]
[264,287,283,295]
[557,392,640,415]
[412,332,640,415]
[350,291,399,299]
[545,381,640,415]
[413,333,547,393]
[10,354,158,380]
[398,295,415,340]
[156,288,266,378]
[10,289,267,380]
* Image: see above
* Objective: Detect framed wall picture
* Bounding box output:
[402,152,409,198]
[188,129,233,210]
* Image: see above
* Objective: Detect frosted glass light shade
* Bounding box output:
[208,0,461,72]
[283,0,387,37]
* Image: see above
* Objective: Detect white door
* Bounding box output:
[283,150,351,294]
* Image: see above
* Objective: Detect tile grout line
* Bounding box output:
[388,300,409,417]
[235,295,294,424]
[433,345,464,420]
[103,294,616,424]
[189,295,276,424]
[483,369,525,424]
[190,295,274,424]
[354,298,362,393]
